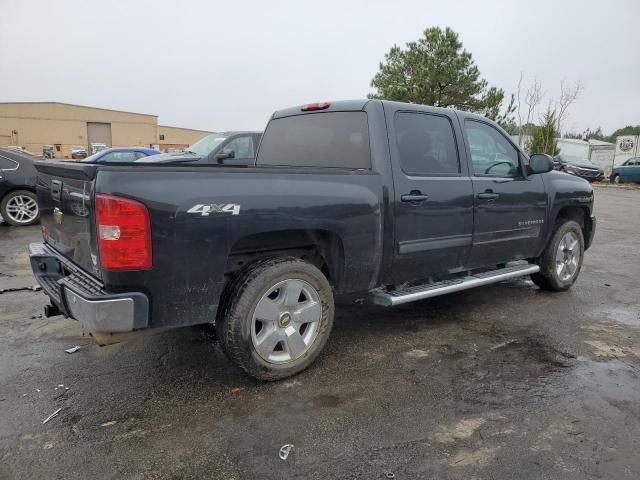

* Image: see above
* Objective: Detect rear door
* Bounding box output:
[461,118,547,268]
[385,104,474,283]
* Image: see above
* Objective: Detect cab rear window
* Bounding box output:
[257,112,371,169]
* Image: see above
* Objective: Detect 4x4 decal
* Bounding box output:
[187,204,241,216]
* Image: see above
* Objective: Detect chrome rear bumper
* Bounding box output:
[29,242,148,332]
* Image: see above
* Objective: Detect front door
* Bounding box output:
[386,106,474,283]
[461,118,547,268]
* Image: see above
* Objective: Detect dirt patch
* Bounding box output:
[449,447,498,467]
[434,417,486,443]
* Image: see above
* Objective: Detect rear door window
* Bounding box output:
[394,112,460,175]
[257,112,371,168]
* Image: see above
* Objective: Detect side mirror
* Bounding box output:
[215,149,235,162]
[528,153,554,174]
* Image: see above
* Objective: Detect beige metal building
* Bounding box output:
[157,124,212,152]
[0,102,212,158]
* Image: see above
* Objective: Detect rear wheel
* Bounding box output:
[1,190,39,226]
[216,257,334,380]
[531,220,584,291]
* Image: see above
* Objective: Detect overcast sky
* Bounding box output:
[1,0,638,134]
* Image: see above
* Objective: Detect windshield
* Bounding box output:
[82,151,105,162]
[187,133,227,156]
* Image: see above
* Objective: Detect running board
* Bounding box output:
[371,264,540,307]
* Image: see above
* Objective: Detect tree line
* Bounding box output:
[368,26,635,156]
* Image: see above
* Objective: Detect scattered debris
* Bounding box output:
[42,408,62,425]
[279,444,294,460]
[100,421,117,427]
[490,339,517,350]
[36,389,40,393]
[64,346,81,354]
[231,387,243,394]
[1,285,43,293]
[404,349,430,358]
[386,473,395,479]
[283,380,302,388]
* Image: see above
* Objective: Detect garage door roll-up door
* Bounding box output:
[87,122,112,147]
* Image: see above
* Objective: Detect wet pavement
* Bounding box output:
[1,187,639,479]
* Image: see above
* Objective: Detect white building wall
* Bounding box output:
[557,139,590,158]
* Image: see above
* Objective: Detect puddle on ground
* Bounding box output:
[593,305,640,327]
[573,357,640,403]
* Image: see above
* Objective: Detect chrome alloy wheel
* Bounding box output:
[555,231,580,282]
[5,194,38,224]
[251,278,322,364]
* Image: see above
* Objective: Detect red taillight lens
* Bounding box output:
[95,194,152,271]
[301,102,331,111]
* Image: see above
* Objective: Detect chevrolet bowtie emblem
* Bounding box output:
[53,207,63,224]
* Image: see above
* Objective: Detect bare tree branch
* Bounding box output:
[523,77,543,145]
[556,79,584,134]
[516,72,524,146]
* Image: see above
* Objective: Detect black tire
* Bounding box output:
[531,219,584,291]
[216,256,334,381]
[0,190,40,226]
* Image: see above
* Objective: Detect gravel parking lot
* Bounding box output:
[1,187,639,479]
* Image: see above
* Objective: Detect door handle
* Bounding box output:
[401,191,429,203]
[477,192,499,200]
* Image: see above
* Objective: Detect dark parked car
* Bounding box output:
[137,131,262,164]
[29,100,595,380]
[554,154,604,182]
[610,157,640,184]
[0,148,39,226]
[82,147,160,163]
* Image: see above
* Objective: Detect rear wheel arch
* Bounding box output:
[225,229,345,289]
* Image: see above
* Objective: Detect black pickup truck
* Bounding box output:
[29,100,595,380]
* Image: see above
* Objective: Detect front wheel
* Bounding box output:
[612,174,622,184]
[216,257,334,380]
[531,220,584,291]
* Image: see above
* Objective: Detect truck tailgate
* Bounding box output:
[34,161,101,278]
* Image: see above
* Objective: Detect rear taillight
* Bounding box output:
[95,194,152,271]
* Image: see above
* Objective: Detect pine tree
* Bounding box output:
[369,27,513,126]
[530,109,560,156]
